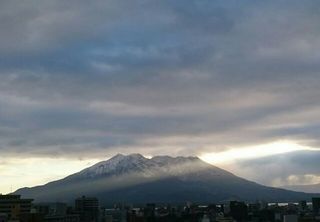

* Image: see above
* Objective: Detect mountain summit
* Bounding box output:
[15,154,316,204]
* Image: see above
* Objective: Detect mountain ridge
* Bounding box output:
[15,153,318,204]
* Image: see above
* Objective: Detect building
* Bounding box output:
[144,203,155,219]
[283,214,298,222]
[20,212,44,222]
[0,213,7,222]
[33,202,79,222]
[49,203,68,216]
[229,201,248,221]
[313,197,320,215]
[299,200,307,212]
[200,214,210,222]
[103,209,126,222]
[75,196,99,222]
[44,214,80,222]
[0,194,33,221]
[215,216,234,222]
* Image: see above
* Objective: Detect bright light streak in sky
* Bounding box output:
[199,141,314,165]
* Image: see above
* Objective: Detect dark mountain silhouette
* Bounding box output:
[15,154,317,204]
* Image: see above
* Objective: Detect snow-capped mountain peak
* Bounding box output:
[76,153,201,178]
[15,153,315,205]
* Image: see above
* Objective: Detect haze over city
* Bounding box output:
[1,0,320,197]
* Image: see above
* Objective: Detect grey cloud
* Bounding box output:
[0,0,320,162]
[238,151,320,174]
[227,150,320,187]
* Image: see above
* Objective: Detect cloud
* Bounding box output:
[0,0,320,162]
[276,174,320,187]
[223,150,320,187]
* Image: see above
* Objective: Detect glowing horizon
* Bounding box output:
[199,141,316,165]
[1,140,318,194]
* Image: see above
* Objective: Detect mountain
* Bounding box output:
[282,183,320,193]
[15,154,317,205]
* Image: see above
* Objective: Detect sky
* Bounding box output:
[0,0,320,194]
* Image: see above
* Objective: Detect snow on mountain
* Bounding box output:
[75,153,208,179]
[77,153,152,178]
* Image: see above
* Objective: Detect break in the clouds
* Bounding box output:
[0,0,320,191]
[228,150,320,187]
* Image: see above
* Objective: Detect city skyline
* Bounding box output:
[1,0,320,195]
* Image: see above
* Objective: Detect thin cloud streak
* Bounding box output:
[199,141,314,164]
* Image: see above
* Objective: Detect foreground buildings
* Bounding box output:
[75,196,99,222]
[0,195,33,221]
[313,198,320,216]
[1,194,320,222]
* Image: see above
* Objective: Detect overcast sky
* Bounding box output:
[1,0,320,194]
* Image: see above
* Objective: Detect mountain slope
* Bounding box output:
[15,154,317,204]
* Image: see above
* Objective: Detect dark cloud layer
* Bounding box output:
[0,0,320,165]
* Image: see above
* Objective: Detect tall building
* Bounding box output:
[299,200,307,212]
[0,194,33,220]
[313,197,320,215]
[144,203,155,218]
[229,201,248,222]
[75,196,99,222]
